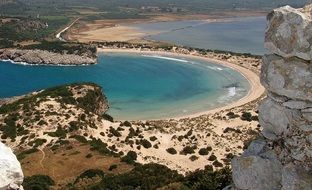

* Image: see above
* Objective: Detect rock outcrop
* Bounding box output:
[0,49,97,65]
[231,4,312,190]
[0,142,23,190]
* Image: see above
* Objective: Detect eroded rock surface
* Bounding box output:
[0,49,96,65]
[231,4,312,190]
[0,142,23,190]
[265,5,312,60]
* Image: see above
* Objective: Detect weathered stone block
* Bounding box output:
[282,164,312,190]
[262,54,312,102]
[232,151,282,190]
[265,5,312,60]
[259,98,299,140]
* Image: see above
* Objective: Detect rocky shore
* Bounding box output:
[0,49,97,65]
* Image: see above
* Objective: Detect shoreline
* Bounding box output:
[0,48,97,66]
[0,59,92,67]
[98,48,265,120]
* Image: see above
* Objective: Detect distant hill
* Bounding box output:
[0,0,310,16]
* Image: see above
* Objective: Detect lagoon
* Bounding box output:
[0,53,249,120]
[134,16,266,55]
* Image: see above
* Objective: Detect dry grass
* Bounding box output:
[20,142,133,188]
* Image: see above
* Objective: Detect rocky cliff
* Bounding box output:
[0,49,96,65]
[0,142,23,190]
[231,4,312,190]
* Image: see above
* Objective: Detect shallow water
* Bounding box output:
[134,17,266,55]
[0,53,249,120]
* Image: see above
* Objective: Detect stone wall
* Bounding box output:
[230,4,312,190]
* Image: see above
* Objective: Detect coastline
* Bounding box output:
[98,48,265,120]
[0,48,97,66]
[0,59,92,67]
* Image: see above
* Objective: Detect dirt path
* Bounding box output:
[56,18,80,42]
[39,148,45,169]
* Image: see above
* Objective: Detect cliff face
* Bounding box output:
[0,142,24,190]
[231,4,312,190]
[0,49,97,65]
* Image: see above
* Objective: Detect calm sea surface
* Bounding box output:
[134,16,266,55]
[0,53,249,120]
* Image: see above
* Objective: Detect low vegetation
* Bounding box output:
[121,151,137,164]
[23,175,55,190]
[59,163,232,189]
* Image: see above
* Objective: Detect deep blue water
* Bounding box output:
[0,53,249,120]
[135,17,266,55]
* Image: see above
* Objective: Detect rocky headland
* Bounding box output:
[231,4,312,190]
[0,48,97,65]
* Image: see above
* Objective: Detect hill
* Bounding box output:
[0,82,235,189]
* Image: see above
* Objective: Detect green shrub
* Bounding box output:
[226,111,240,119]
[183,167,232,190]
[121,121,132,127]
[189,155,199,161]
[28,138,47,147]
[90,163,183,190]
[76,89,103,113]
[68,121,80,132]
[17,148,38,160]
[150,136,157,141]
[109,127,122,137]
[103,113,114,122]
[89,138,115,156]
[212,160,224,167]
[121,151,137,164]
[140,139,152,149]
[166,147,177,155]
[241,112,252,121]
[74,169,105,184]
[109,164,118,171]
[46,127,67,139]
[208,154,217,161]
[180,146,195,155]
[70,135,88,144]
[23,175,55,190]
[251,115,259,121]
[198,148,209,155]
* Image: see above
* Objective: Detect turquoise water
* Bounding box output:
[134,17,266,55]
[0,53,249,120]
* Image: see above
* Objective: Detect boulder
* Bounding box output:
[261,55,312,102]
[265,5,312,60]
[232,150,282,190]
[259,98,298,140]
[282,164,312,190]
[0,142,24,190]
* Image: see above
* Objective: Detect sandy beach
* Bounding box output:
[98,48,265,120]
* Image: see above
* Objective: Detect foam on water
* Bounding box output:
[142,55,188,63]
[206,65,223,71]
[217,87,237,103]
